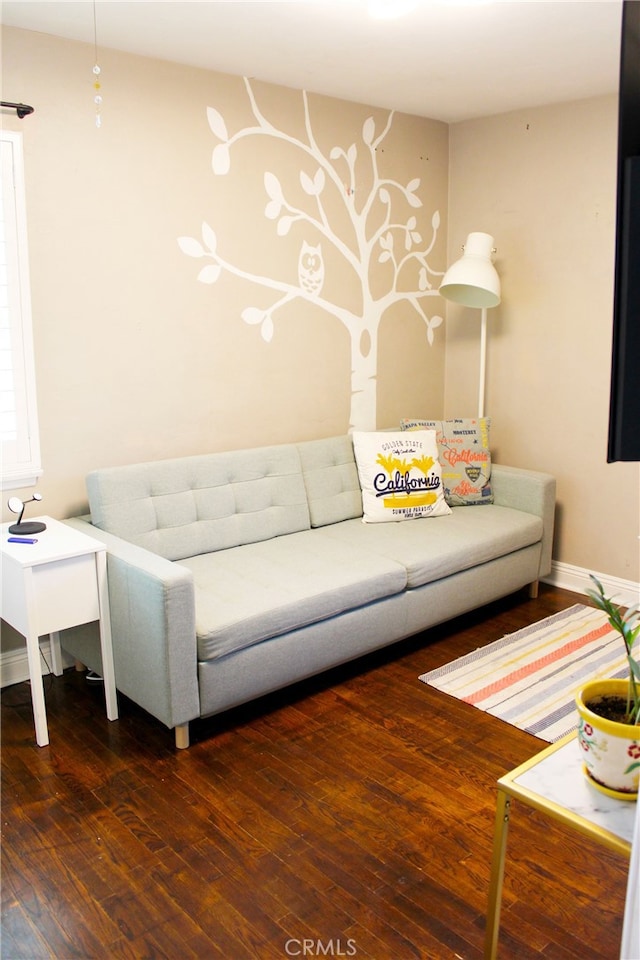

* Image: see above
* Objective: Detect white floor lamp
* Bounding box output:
[439,232,501,418]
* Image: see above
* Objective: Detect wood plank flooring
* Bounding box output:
[1,585,630,959]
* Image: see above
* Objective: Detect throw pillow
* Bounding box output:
[400,418,493,506]
[352,430,451,523]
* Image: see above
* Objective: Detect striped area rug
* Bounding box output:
[419,604,629,742]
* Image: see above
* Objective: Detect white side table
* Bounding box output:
[1,516,118,746]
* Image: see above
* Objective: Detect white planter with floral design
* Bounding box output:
[576,679,640,799]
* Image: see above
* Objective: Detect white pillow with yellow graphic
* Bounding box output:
[352,431,451,523]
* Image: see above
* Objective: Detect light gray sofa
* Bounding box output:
[64,434,555,748]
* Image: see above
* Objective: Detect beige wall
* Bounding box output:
[446,96,639,582]
[1,26,448,528]
[2,27,639,666]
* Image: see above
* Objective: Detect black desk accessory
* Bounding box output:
[7,494,47,535]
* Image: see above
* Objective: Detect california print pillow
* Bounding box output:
[352,431,451,523]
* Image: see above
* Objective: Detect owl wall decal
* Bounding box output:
[298,241,324,296]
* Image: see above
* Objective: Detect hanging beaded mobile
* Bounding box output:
[93,64,102,127]
[92,1,102,127]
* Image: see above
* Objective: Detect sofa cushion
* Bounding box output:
[179,529,407,661]
[297,435,363,527]
[401,417,493,506]
[87,445,310,561]
[315,504,543,589]
[352,430,451,522]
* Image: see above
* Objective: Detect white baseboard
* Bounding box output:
[0,639,75,689]
[543,561,640,608]
[2,563,638,689]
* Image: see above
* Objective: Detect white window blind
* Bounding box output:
[0,130,41,489]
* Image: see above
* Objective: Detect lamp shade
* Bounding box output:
[440,232,501,308]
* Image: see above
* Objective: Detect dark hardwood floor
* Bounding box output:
[1,585,630,959]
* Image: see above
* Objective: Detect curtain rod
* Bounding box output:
[1,101,35,118]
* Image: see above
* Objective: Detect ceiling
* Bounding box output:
[1,0,624,123]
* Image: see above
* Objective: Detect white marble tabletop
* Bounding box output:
[509,736,637,846]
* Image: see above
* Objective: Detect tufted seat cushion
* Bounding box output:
[316,504,543,589]
[178,529,407,661]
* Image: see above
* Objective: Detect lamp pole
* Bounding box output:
[478,307,487,419]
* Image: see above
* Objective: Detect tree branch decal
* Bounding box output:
[178,78,444,430]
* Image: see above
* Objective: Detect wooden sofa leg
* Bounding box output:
[529,580,539,599]
[175,723,190,749]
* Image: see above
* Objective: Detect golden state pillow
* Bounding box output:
[401,417,493,506]
[352,431,451,523]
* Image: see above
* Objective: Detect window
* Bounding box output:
[0,130,41,489]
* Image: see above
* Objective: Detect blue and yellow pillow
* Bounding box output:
[401,418,493,506]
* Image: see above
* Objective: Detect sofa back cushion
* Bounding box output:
[87,445,311,560]
[297,435,363,527]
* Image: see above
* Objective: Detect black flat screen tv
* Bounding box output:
[608,0,640,462]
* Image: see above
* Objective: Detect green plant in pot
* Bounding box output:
[575,575,640,799]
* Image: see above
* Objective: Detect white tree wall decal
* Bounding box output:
[178,78,444,430]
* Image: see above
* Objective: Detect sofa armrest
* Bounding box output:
[63,517,200,732]
[491,464,556,578]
